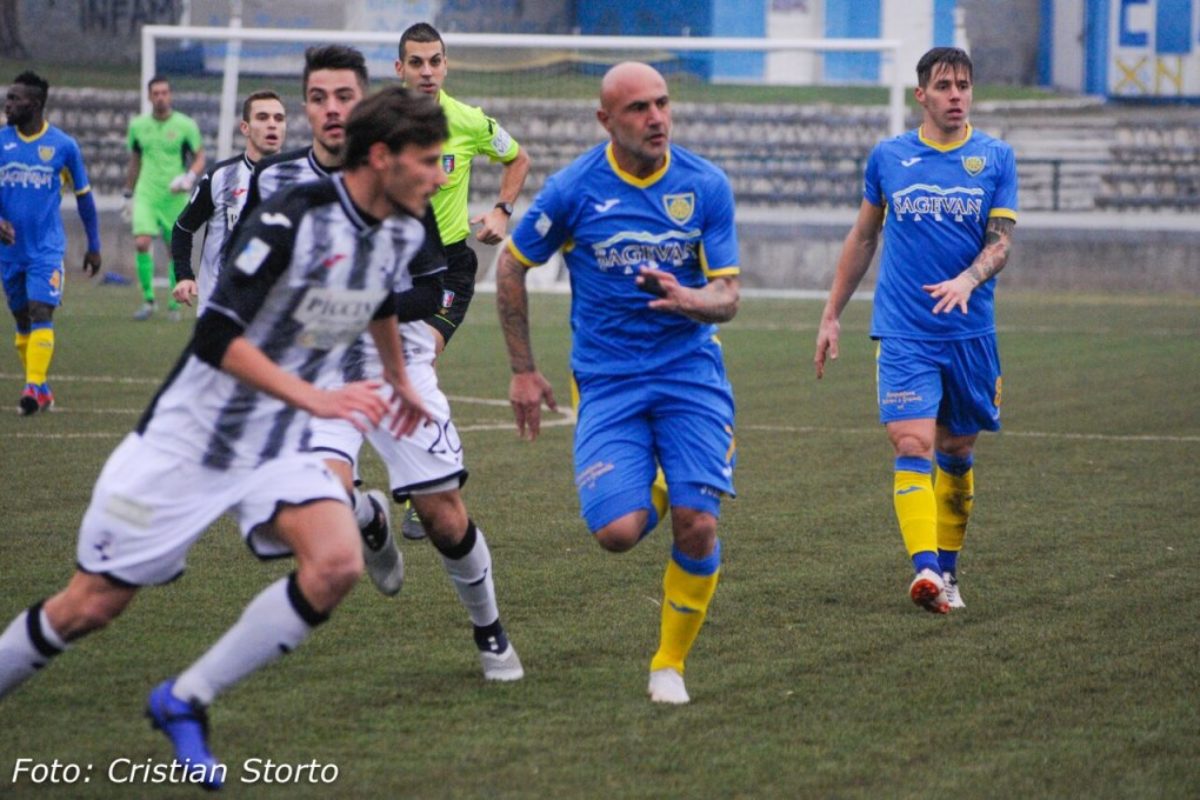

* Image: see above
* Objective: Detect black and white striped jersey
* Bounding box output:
[242,146,330,220]
[171,153,254,312]
[137,175,443,470]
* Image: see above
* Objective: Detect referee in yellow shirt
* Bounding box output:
[396,22,531,355]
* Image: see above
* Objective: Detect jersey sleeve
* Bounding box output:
[989,145,1019,221]
[863,143,885,207]
[126,119,140,154]
[699,171,739,278]
[170,175,215,279]
[474,109,520,163]
[507,175,570,267]
[64,138,92,195]
[204,201,297,329]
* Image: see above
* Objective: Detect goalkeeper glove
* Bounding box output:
[169,172,197,193]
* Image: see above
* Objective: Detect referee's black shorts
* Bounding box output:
[427,240,479,345]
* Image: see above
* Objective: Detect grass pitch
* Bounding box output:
[0,280,1197,798]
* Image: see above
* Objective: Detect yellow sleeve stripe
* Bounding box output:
[989,208,1017,221]
[704,265,740,279]
[75,185,92,197]
[506,239,539,267]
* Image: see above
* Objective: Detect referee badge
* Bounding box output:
[442,154,455,174]
[961,155,986,177]
[662,192,695,224]
[38,146,55,162]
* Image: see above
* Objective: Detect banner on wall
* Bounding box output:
[1107,0,1200,97]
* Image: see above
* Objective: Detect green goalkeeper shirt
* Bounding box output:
[127,111,203,202]
[432,90,521,245]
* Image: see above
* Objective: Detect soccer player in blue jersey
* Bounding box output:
[813,47,1017,614]
[0,71,101,415]
[497,61,741,704]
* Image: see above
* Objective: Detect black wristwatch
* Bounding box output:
[494,202,514,216]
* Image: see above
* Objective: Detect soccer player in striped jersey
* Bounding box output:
[814,47,1018,614]
[498,62,741,704]
[0,70,101,415]
[170,90,286,313]
[0,87,447,788]
[247,45,524,681]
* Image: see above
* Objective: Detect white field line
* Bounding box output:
[5,375,1193,444]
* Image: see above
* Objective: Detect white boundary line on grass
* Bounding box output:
[6,374,1193,444]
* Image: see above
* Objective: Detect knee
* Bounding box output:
[413,494,468,548]
[303,545,364,602]
[891,433,933,459]
[594,515,645,553]
[48,592,126,641]
[671,511,717,559]
[27,302,53,325]
[135,238,152,253]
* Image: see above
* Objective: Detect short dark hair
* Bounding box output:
[343,86,448,169]
[916,47,973,88]
[13,71,48,109]
[147,74,170,92]
[398,22,444,60]
[303,45,369,94]
[241,89,282,122]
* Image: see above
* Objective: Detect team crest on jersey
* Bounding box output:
[662,192,695,224]
[38,146,55,162]
[442,154,455,174]
[961,155,986,177]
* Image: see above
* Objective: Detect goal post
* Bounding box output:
[142,24,906,162]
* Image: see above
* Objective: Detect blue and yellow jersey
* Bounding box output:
[508,142,739,376]
[0,122,92,263]
[866,124,1018,340]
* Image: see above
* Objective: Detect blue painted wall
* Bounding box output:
[824,0,882,82]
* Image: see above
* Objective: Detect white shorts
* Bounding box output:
[76,434,349,586]
[308,360,466,498]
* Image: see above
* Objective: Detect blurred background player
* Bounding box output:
[813,47,1017,614]
[394,21,531,539]
[170,89,286,313]
[124,75,205,321]
[249,45,524,680]
[497,62,741,704]
[0,86,444,788]
[0,70,101,415]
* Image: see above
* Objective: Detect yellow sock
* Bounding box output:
[646,466,669,534]
[26,327,54,385]
[650,546,720,675]
[894,459,937,560]
[14,330,29,373]
[935,465,974,553]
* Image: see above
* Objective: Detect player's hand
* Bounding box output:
[383,377,433,439]
[168,172,196,194]
[0,219,14,246]
[637,266,689,313]
[814,316,841,379]
[509,369,557,442]
[471,207,509,246]
[310,380,391,432]
[173,279,198,306]
[120,193,133,223]
[82,251,102,277]
[923,274,976,315]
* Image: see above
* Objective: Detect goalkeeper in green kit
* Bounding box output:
[123,75,205,321]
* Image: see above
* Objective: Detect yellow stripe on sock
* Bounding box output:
[894,469,937,558]
[25,328,54,385]
[650,558,719,674]
[935,466,974,552]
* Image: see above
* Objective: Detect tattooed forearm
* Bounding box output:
[495,251,537,373]
[964,217,1014,286]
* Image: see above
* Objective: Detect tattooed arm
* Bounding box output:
[496,247,558,441]
[923,216,1015,315]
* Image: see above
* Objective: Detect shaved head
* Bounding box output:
[600,61,667,112]
[596,61,672,178]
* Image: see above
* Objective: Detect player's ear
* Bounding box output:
[394,59,404,80]
[596,108,610,131]
[367,141,392,170]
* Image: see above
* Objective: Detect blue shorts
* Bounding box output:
[2,260,65,313]
[573,343,737,532]
[875,336,1002,435]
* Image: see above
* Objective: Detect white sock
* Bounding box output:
[439,522,500,628]
[351,487,376,529]
[0,603,67,698]
[172,575,321,706]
